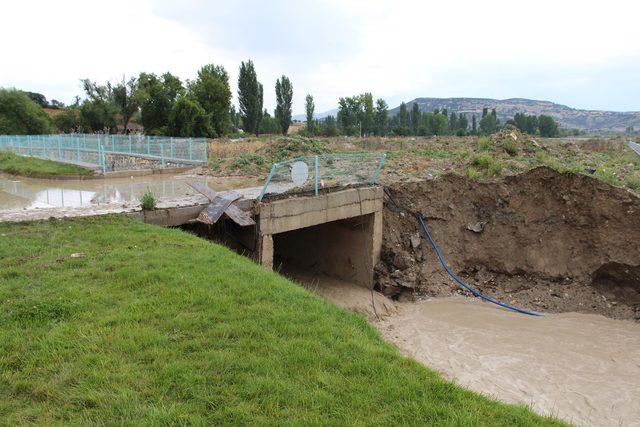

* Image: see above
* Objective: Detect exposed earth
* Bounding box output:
[376,166,640,321]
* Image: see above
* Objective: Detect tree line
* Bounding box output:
[1,60,559,138]
[307,98,559,138]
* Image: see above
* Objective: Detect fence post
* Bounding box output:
[188,138,193,161]
[170,139,174,159]
[76,139,81,163]
[147,136,150,155]
[57,137,62,160]
[314,155,319,196]
[160,143,165,168]
[100,144,107,174]
[128,135,132,154]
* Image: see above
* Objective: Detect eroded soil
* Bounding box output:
[376,166,640,320]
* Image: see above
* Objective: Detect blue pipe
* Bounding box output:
[417,215,542,316]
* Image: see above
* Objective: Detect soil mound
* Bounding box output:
[377,166,640,320]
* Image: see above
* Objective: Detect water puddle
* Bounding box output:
[376,297,640,426]
[0,172,261,210]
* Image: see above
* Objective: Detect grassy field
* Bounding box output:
[206,133,640,193]
[0,151,94,178]
[0,216,564,425]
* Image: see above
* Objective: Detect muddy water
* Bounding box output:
[0,172,261,210]
[377,297,640,427]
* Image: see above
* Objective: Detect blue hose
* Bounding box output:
[417,215,542,317]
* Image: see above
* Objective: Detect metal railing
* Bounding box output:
[258,152,386,200]
[0,134,208,173]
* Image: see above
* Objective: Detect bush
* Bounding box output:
[168,97,212,137]
[0,89,52,134]
[140,191,156,211]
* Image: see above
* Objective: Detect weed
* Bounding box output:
[472,153,503,177]
[625,175,640,192]
[140,190,156,211]
[503,141,518,156]
[466,167,480,179]
[478,137,494,151]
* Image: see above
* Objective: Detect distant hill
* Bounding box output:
[293,108,337,121]
[298,97,640,133]
[393,98,640,133]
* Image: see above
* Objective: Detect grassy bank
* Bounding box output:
[0,217,563,425]
[0,151,94,178]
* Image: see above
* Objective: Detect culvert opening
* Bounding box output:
[179,219,258,259]
[272,214,377,289]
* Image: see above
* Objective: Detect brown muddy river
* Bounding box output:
[377,297,640,427]
[0,172,261,210]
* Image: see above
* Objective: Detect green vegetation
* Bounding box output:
[238,60,264,136]
[275,75,293,135]
[0,89,52,135]
[140,190,156,211]
[0,217,563,425]
[0,151,93,178]
[472,153,503,177]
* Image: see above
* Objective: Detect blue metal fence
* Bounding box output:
[0,134,208,173]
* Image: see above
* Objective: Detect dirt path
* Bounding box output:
[376,297,640,427]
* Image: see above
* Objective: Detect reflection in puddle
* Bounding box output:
[0,173,261,210]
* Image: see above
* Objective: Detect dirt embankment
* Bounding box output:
[377,166,640,320]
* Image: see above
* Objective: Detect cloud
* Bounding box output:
[1,0,639,113]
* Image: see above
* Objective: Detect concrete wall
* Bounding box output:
[257,186,383,288]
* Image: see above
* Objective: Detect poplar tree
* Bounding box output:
[238,60,263,135]
[305,94,315,134]
[274,75,293,135]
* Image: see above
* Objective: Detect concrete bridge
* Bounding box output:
[0,185,384,288]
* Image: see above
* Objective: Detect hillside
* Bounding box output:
[394,98,640,133]
[299,98,640,133]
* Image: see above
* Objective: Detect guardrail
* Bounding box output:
[0,134,208,173]
[258,152,386,200]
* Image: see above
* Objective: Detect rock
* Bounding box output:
[391,252,413,270]
[466,222,485,233]
[70,252,85,258]
[410,234,421,249]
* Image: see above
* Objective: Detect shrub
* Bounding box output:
[0,89,52,134]
[140,191,156,211]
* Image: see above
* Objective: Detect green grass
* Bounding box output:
[0,151,94,178]
[0,217,564,425]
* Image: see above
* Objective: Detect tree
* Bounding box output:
[79,79,119,133]
[449,111,458,134]
[53,108,82,133]
[24,92,48,108]
[410,102,420,135]
[395,102,409,136]
[274,75,293,135]
[238,60,263,135]
[431,112,448,135]
[337,95,363,136]
[457,113,468,136]
[167,96,211,137]
[138,72,184,135]
[471,115,477,135]
[538,114,559,137]
[230,104,240,132]
[259,109,280,134]
[305,94,315,134]
[374,98,388,136]
[112,76,141,133]
[320,115,338,137]
[0,89,52,134]
[479,113,498,135]
[362,93,375,136]
[191,64,231,136]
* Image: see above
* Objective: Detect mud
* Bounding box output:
[376,167,640,320]
[377,297,640,427]
[0,172,260,210]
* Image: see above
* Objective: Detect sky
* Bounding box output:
[1,0,639,114]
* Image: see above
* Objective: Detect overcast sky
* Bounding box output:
[2,0,639,114]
